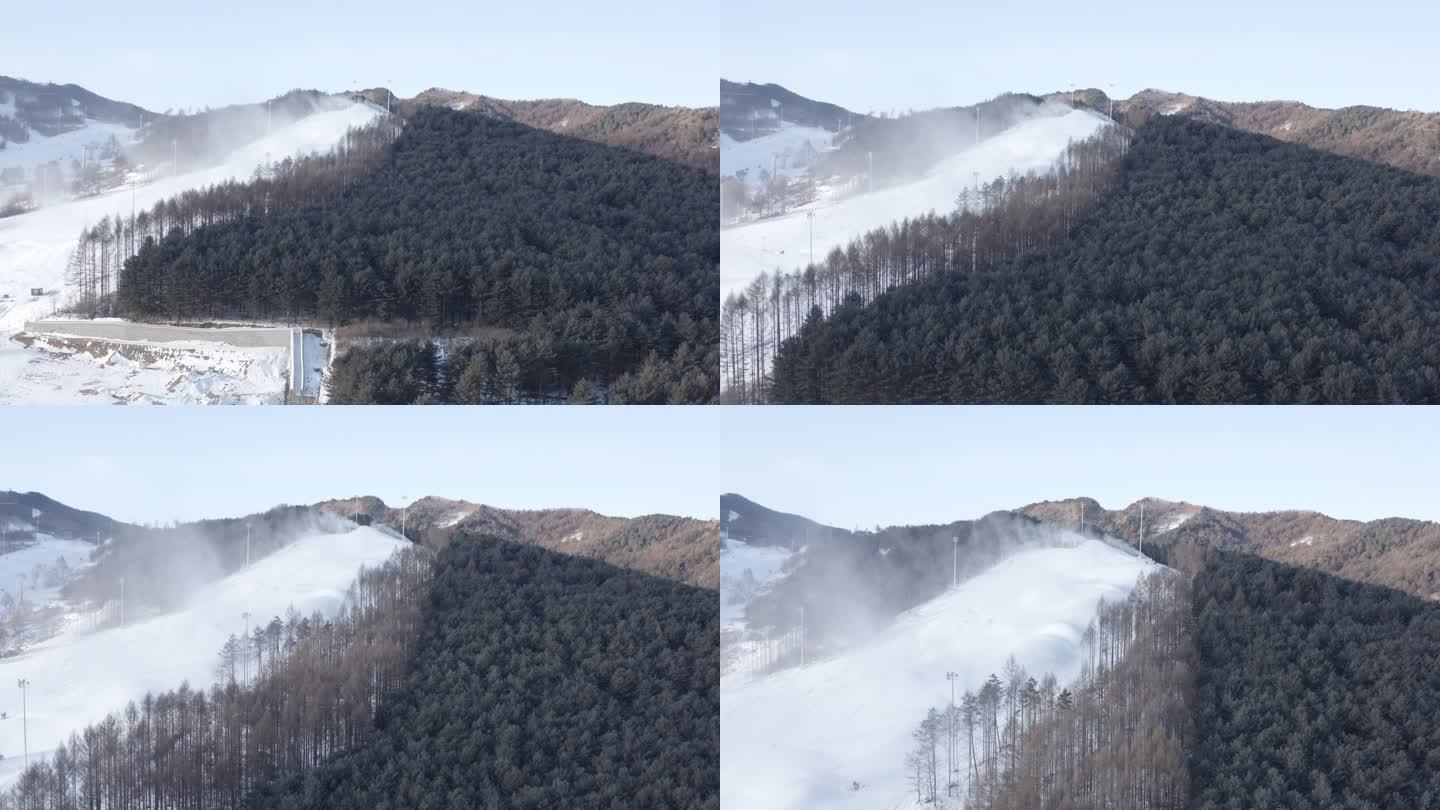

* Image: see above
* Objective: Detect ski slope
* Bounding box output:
[720,538,1154,810]
[0,524,405,782]
[0,101,377,403]
[720,108,1110,299]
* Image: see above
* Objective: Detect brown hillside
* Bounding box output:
[1044,87,1440,179]
[317,495,717,589]
[1019,497,1440,600]
[358,87,718,173]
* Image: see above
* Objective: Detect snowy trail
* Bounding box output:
[720,538,1154,810]
[0,525,405,782]
[720,108,1109,299]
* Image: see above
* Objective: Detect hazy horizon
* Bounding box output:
[720,1,1440,115]
[2,1,720,112]
[722,407,1440,530]
[1,408,718,525]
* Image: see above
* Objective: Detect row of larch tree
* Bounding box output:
[905,567,1192,809]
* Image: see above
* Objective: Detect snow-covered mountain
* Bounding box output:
[721,104,1110,298]
[0,77,155,204]
[0,98,380,404]
[721,537,1155,810]
[0,501,406,783]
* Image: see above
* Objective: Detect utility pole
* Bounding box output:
[16,679,28,769]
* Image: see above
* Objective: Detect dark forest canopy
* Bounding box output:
[770,116,1440,404]
[117,107,718,402]
[253,535,719,810]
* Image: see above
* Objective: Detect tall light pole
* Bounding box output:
[946,671,960,796]
[798,605,806,667]
[1139,501,1145,558]
[16,679,28,769]
[242,611,251,682]
[806,211,814,268]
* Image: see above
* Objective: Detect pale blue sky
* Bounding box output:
[1,408,717,524]
[721,1,1440,114]
[722,407,1440,530]
[2,1,720,111]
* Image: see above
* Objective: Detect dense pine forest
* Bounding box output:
[904,569,1191,809]
[1189,550,1440,808]
[115,108,718,403]
[1,546,432,809]
[768,116,1440,403]
[252,536,719,809]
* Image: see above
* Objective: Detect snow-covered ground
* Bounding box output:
[720,537,1155,810]
[721,123,836,188]
[0,333,291,404]
[720,107,1109,299]
[0,101,378,404]
[0,524,405,782]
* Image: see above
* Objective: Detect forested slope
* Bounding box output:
[771,116,1440,403]
[118,107,718,402]
[254,536,719,809]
